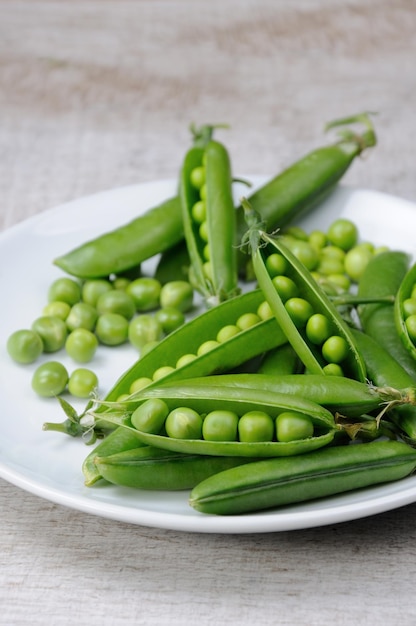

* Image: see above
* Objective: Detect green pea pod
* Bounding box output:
[394,262,416,362]
[351,329,416,441]
[100,289,287,405]
[357,251,416,378]
[54,196,183,279]
[82,426,145,486]
[189,440,416,515]
[93,445,256,491]
[246,214,366,381]
[110,386,336,457]
[154,373,415,419]
[180,132,239,305]
[257,344,302,376]
[235,112,377,265]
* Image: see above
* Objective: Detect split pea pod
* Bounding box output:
[180,126,239,305]
[245,208,366,381]
[114,385,337,458]
[189,440,416,515]
[357,250,416,378]
[93,445,256,491]
[98,288,287,406]
[394,262,416,362]
[155,374,415,418]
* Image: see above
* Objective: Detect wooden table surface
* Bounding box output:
[2,2,416,624]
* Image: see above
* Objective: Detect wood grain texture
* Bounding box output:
[1,1,416,624]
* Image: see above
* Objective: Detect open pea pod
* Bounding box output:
[102,386,337,458]
[100,289,287,406]
[394,262,416,362]
[180,126,239,305]
[245,209,367,381]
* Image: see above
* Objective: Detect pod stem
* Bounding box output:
[325,111,377,152]
[189,123,229,148]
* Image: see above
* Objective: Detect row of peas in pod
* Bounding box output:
[6,272,194,398]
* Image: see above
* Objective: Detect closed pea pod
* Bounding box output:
[189,440,416,515]
[394,262,416,362]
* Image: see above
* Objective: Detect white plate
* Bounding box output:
[2,178,416,534]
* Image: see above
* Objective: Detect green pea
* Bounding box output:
[66,302,98,332]
[31,361,69,397]
[128,315,163,350]
[327,218,358,251]
[308,230,327,250]
[284,297,314,328]
[96,289,136,320]
[165,407,203,440]
[316,257,345,277]
[216,324,240,343]
[95,313,129,346]
[140,341,159,356]
[322,335,349,364]
[176,353,197,368]
[405,315,416,342]
[285,226,308,241]
[202,410,239,442]
[68,368,98,398]
[344,246,373,281]
[112,277,131,291]
[131,398,169,433]
[199,184,207,200]
[305,313,332,345]
[265,253,288,277]
[199,221,209,242]
[322,363,344,376]
[197,340,219,356]
[403,298,416,318]
[272,275,299,302]
[326,273,351,292]
[82,279,113,306]
[7,329,43,364]
[276,411,314,442]
[48,277,81,306]
[42,301,71,321]
[191,200,206,223]
[159,280,194,313]
[257,301,273,320]
[32,316,68,352]
[129,377,153,393]
[65,328,98,363]
[155,307,185,334]
[286,240,319,270]
[190,165,205,190]
[238,410,274,443]
[126,277,162,311]
[152,366,175,380]
[236,312,261,330]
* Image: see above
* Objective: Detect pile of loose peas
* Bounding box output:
[6,274,194,399]
[6,216,388,401]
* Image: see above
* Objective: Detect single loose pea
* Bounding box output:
[272,275,299,302]
[126,277,162,311]
[65,328,98,363]
[305,313,332,345]
[197,340,219,356]
[96,289,136,320]
[276,411,314,442]
[165,407,203,440]
[344,246,373,281]
[155,307,185,334]
[236,312,261,330]
[131,398,169,433]
[159,280,194,313]
[315,257,345,277]
[66,302,98,332]
[95,313,129,346]
[48,277,81,306]
[7,329,43,364]
[32,316,68,352]
[326,274,351,292]
[42,301,71,321]
[202,410,239,442]
[284,297,314,328]
[112,277,130,291]
[238,411,274,443]
[286,240,319,270]
[128,315,163,350]
[322,335,349,364]
[31,361,69,397]
[216,324,240,343]
[327,218,358,251]
[285,226,309,241]
[68,368,98,398]
[82,279,113,306]
[308,230,327,250]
